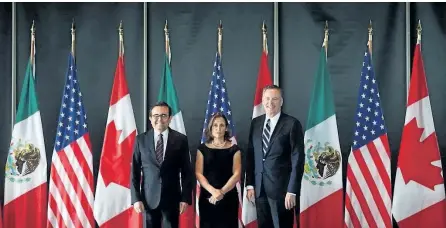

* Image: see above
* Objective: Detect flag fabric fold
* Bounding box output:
[157,52,194,227]
[93,53,142,227]
[241,50,272,228]
[392,41,446,228]
[4,57,47,228]
[196,52,243,228]
[47,52,95,228]
[299,46,343,228]
[344,46,392,228]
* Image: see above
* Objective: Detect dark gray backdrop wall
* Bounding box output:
[9,3,144,201]
[0,3,12,205]
[147,2,274,163]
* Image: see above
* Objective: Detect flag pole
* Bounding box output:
[218,20,223,56]
[417,20,422,46]
[368,20,373,56]
[30,20,35,64]
[71,18,76,60]
[323,21,329,60]
[262,20,268,54]
[164,19,171,64]
[119,20,124,57]
[30,20,36,78]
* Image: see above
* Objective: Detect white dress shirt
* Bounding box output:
[263,112,281,137]
[154,128,169,160]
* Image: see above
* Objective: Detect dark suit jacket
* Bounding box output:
[130,128,193,210]
[245,112,305,200]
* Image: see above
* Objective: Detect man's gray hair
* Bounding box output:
[262,84,283,97]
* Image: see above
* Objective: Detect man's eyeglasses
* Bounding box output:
[151,114,169,119]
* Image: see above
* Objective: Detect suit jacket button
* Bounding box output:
[262,158,265,161]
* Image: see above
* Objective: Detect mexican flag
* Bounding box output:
[4,58,47,228]
[299,46,343,228]
[158,54,186,135]
[158,52,193,227]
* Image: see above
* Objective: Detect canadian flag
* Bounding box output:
[93,54,143,227]
[392,38,446,227]
[241,50,272,228]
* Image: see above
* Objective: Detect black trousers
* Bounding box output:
[144,203,179,228]
[255,185,294,228]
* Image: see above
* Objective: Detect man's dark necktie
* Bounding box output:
[262,119,271,154]
[155,134,164,164]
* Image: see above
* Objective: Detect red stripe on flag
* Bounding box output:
[354,150,391,227]
[380,135,391,157]
[71,140,94,192]
[346,165,377,227]
[299,189,343,228]
[109,56,129,106]
[57,148,94,226]
[407,44,429,107]
[367,141,391,197]
[253,51,273,106]
[48,194,66,228]
[397,200,446,228]
[344,191,361,228]
[82,133,93,155]
[99,207,142,228]
[3,183,47,228]
[179,196,195,228]
[50,162,83,227]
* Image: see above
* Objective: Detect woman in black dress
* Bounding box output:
[195,112,242,228]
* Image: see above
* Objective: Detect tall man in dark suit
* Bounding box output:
[245,85,305,228]
[131,102,193,228]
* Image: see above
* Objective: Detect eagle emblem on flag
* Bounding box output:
[5,139,41,183]
[303,139,341,186]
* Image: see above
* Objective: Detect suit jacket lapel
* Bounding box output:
[257,115,265,155]
[147,130,161,168]
[161,128,175,168]
[265,114,285,155]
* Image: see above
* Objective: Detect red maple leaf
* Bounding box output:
[100,121,136,188]
[398,118,443,190]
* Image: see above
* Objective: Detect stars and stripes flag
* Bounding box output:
[47,52,95,228]
[196,52,243,228]
[344,46,392,228]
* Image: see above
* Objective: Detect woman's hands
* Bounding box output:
[208,189,224,205]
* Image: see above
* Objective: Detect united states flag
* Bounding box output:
[47,52,95,228]
[196,52,243,228]
[344,47,392,228]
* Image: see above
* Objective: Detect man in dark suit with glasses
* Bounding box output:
[130,101,193,228]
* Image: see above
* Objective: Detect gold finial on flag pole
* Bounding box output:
[368,20,373,55]
[417,20,422,44]
[71,18,76,58]
[164,19,170,55]
[218,20,223,56]
[262,20,268,54]
[118,20,124,56]
[30,20,35,61]
[323,21,329,59]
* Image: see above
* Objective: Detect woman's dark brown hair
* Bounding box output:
[205,112,232,143]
